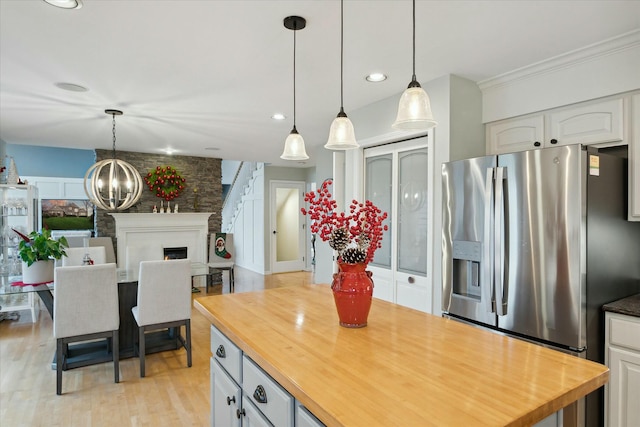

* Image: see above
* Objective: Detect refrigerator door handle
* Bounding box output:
[483,167,496,313]
[494,166,508,316]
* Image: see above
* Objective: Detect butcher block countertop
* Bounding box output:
[194,285,608,427]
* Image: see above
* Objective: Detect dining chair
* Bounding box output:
[207,232,235,292]
[131,259,192,377]
[53,263,120,395]
[88,237,116,264]
[61,246,106,266]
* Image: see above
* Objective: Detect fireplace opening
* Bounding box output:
[164,246,188,260]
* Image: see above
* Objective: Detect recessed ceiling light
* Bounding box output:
[271,113,286,121]
[365,73,387,82]
[43,0,83,9]
[205,147,220,151]
[54,82,88,92]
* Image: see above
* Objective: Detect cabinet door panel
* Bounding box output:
[630,94,640,221]
[608,346,640,427]
[549,98,623,146]
[242,398,274,427]
[211,358,241,427]
[486,115,544,154]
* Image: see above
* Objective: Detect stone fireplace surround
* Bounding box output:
[109,213,213,277]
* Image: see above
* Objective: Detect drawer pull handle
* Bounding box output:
[215,345,226,358]
[226,395,235,405]
[236,408,245,419]
[253,385,268,404]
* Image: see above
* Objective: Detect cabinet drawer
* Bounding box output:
[608,315,640,352]
[211,325,242,383]
[243,356,294,427]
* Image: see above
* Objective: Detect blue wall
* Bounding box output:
[6,144,94,178]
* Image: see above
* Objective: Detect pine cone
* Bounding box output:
[341,247,366,264]
[356,233,370,251]
[329,228,350,252]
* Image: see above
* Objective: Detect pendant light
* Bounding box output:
[280,16,309,161]
[325,0,358,150]
[392,0,437,130]
[84,109,143,211]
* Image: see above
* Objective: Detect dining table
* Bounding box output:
[1,261,213,369]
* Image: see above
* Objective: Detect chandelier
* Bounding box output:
[84,109,143,211]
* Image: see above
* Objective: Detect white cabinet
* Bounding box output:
[0,184,39,322]
[630,94,640,221]
[487,114,546,154]
[295,402,324,427]
[211,357,241,427]
[605,311,640,427]
[210,325,304,427]
[487,96,625,154]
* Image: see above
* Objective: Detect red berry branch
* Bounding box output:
[301,179,388,265]
[144,165,186,201]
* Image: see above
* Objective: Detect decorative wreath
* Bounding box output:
[144,165,186,201]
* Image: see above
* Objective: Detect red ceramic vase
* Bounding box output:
[331,262,374,328]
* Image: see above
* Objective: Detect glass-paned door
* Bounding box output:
[365,154,392,268]
[364,137,429,312]
[398,149,428,275]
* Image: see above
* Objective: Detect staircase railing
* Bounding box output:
[221,161,258,231]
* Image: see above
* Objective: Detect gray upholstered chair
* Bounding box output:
[53,263,120,395]
[131,259,192,377]
[207,233,235,292]
[61,246,106,267]
[88,237,116,264]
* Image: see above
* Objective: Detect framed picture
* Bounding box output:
[41,199,94,230]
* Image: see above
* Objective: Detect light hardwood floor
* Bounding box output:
[0,267,314,427]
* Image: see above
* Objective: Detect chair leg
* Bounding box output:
[185,319,192,368]
[56,338,64,395]
[112,330,120,383]
[230,266,235,293]
[138,326,146,378]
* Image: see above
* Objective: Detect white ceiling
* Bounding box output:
[1,0,639,168]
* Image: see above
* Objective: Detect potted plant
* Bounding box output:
[14,228,68,284]
[301,179,388,328]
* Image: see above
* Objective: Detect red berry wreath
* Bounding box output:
[144,165,186,201]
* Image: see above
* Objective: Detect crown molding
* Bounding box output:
[478,29,640,91]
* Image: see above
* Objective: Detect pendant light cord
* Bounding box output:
[340,0,344,111]
[412,0,416,82]
[293,21,297,130]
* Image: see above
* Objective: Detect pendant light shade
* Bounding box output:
[281,16,309,161]
[281,126,309,160]
[84,110,143,211]
[392,0,437,131]
[325,0,358,150]
[393,82,437,130]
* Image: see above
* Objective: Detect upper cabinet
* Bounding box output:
[630,94,640,221]
[486,96,625,155]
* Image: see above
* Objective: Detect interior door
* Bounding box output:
[270,181,306,273]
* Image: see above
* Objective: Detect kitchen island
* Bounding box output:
[194,285,608,426]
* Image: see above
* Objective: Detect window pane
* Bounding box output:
[397,148,428,275]
[365,155,392,268]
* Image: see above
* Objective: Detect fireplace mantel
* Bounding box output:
[109,213,213,274]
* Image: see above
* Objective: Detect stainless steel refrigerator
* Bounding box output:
[442,144,640,427]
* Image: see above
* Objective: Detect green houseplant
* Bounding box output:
[14,228,68,284]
